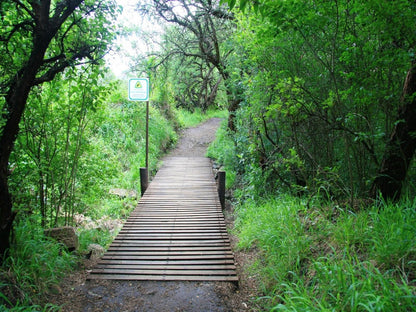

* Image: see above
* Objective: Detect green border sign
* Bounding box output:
[128,78,149,101]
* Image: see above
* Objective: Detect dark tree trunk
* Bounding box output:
[0,39,48,261]
[371,61,416,201]
[0,173,15,259]
[0,0,84,263]
[224,72,243,132]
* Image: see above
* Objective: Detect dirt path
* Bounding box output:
[48,118,260,312]
[169,117,221,157]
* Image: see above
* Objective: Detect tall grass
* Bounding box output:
[233,195,416,311]
[0,217,76,310]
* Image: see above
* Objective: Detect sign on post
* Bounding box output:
[128,78,150,194]
[128,78,149,101]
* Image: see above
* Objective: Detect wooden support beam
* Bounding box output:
[218,170,225,209]
[140,167,148,196]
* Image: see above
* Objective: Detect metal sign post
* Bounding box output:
[128,78,150,195]
[145,99,149,169]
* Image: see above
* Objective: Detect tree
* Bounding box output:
[371,61,416,200]
[220,0,416,200]
[142,0,240,128]
[166,33,223,111]
[0,0,118,262]
[11,66,111,228]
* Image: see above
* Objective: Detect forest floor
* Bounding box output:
[48,118,263,312]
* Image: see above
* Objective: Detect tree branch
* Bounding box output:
[34,45,100,86]
[11,0,35,19]
[210,8,234,20]
[50,0,83,33]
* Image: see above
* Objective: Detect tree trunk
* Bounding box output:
[0,171,15,259]
[0,65,41,261]
[371,61,416,201]
[0,31,51,262]
[0,0,107,263]
[227,97,242,132]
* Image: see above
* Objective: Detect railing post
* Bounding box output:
[140,167,148,196]
[218,170,226,209]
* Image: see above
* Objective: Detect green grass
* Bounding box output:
[273,256,415,311]
[233,195,416,311]
[206,119,237,189]
[0,217,76,310]
[176,108,228,128]
[234,196,311,287]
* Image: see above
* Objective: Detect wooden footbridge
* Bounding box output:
[88,157,238,282]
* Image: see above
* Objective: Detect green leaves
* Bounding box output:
[220,0,416,198]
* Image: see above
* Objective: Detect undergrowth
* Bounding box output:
[233,196,416,311]
[206,119,236,189]
[0,217,76,311]
[207,124,416,311]
[176,108,228,128]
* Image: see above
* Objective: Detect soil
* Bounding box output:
[48,118,263,312]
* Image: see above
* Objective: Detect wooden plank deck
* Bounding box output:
[88,157,238,282]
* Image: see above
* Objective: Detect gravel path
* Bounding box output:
[47,118,258,312]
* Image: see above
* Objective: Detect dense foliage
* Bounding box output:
[206,0,416,309]
[137,0,236,120]
[218,0,416,201]
[144,0,416,201]
[209,119,416,311]
[0,0,121,262]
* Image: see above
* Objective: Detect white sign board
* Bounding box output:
[128,78,149,101]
